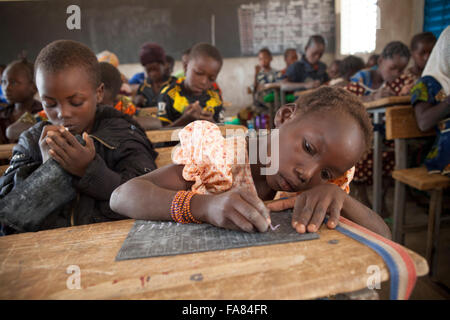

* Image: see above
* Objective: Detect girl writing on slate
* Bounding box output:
[110,87,391,239]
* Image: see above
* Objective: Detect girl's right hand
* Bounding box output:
[192,187,271,233]
[38,125,61,163]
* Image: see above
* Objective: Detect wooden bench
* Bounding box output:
[386,105,449,280]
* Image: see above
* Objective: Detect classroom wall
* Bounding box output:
[119,0,424,117]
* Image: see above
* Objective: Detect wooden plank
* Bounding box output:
[0,164,8,176]
[0,144,14,160]
[0,219,428,299]
[146,124,248,144]
[364,96,411,110]
[155,147,174,168]
[392,167,450,191]
[385,105,435,140]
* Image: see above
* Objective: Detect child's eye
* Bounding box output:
[71,101,84,107]
[321,169,332,180]
[303,139,314,155]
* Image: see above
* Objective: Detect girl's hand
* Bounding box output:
[193,187,271,233]
[267,184,346,233]
[199,109,214,122]
[44,127,96,177]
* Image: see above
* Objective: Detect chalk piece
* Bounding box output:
[190,273,203,281]
[328,239,339,245]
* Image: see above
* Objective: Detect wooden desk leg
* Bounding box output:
[280,89,286,106]
[372,111,383,214]
[426,189,442,280]
[393,139,407,244]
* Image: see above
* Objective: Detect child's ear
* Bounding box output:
[274,104,297,128]
[96,83,104,104]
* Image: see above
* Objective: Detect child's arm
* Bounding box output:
[414,98,450,132]
[110,164,271,233]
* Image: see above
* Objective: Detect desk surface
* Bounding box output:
[0,219,428,299]
[363,96,411,110]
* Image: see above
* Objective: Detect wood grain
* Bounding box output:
[0,219,428,299]
[0,143,14,160]
[392,167,450,191]
[385,105,435,140]
[363,96,411,110]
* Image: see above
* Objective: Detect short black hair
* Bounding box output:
[5,58,34,82]
[294,86,373,152]
[189,43,223,66]
[99,62,122,101]
[305,35,326,51]
[258,47,272,57]
[165,55,175,68]
[381,41,411,60]
[410,32,437,51]
[35,40,101,88]
[284,48,296,59]
[340,55,365,80]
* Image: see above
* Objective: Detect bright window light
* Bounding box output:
[341,0,378,54]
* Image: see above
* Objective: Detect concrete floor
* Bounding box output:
[361,184,450,300]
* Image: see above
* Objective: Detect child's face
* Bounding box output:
[164,61,174,77]
[366,57,377,68]
[328,62,340,79]
[266,106,365,192]
[35,67,103,135]
[185,55,221,96]
[1,65,35,104]
[258,52,272,69]
[285,51,298,67]
[412,41,435,70]
[305,43,325,65]
[144,62,165,83]
[378,54,409,83]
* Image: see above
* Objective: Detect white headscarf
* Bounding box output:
[421,25,450,95]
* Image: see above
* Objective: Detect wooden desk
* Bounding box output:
[362,96,411,214]
[0,219,427,299]
[0,143,14,160]
[146,124,248,144]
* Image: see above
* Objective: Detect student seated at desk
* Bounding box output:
[157,43,224,128]
[278,48,298,79]
[1,58,42,144]
[328,55,365,88]
[410,26,450,175]
[133,43,177,109]
[398,32,437,96]
[0,40,158,233]
[345,41,411,101]
[366,54,379,69]
[283,35,329,91]
[252,47,279,108]
[99,62,161,130]
[327,59,341,81]
[110,87,391,239]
